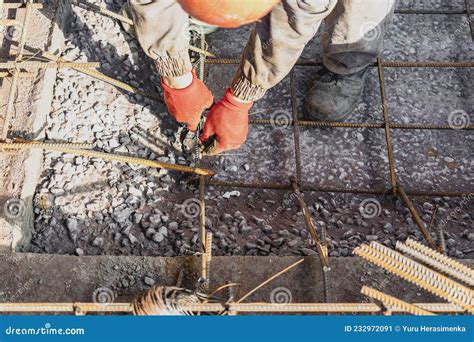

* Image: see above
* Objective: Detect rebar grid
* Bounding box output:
[202,9,474,253]
[0,1,472,313]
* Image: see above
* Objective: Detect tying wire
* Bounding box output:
[237,259,304,303]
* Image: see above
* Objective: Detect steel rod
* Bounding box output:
[0,302,466,314]
[361,286,435,315]
[237,259,304,303]
[207,180,473,198]
[73,0,133,25]
[290,71,302,183]
[250,120,474,130]
[0,142,215,176]
[0,61,101,69]
[206,59,474,68]
[377,57,398,194]
[398,186,438,250]
[395,9,467,15]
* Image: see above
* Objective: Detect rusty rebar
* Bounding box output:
[355,243,474,313]
[207,180,472,198]
[398,186,438,251]
[73,0,133,25]
[199,176,207,253]
[206,59,474,68]
[0,61,101,69]
[290,71,302,183]
[40,50,162,102]
[377,57,397,194]
[291,180,329,268]
[429,206,446,255]
[0,142,215,176]
[249,119,474,130]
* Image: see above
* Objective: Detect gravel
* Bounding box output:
[28,0,473,259]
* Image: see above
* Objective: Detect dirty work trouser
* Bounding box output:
[129,0,396,102]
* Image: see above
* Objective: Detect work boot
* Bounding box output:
[304,66,370,122]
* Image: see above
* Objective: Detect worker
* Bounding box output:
[125,0,396,155]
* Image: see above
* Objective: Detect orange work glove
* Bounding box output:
[161,70,214,131]
[200,89,253,155]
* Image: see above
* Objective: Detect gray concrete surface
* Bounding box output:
[3,253,470,306]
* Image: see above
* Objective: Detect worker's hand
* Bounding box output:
[200,89,253,155]
[162,70,214,131]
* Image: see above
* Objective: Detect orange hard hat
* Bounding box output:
[177,0,281,28]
